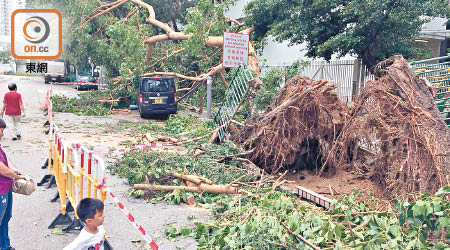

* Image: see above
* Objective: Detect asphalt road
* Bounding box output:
[0,75,207,250]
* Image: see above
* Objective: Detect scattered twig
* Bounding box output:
[280,221,321,250]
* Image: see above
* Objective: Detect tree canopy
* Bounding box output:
[0,48,11,64]
[245,0,450,69]
[25,0,264,112]
[26,0,254,82]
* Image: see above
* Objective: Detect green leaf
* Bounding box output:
[419,232,428,247]
[406,239,417,250]
[435,211,444,216]
[244,223,252,234]
[211,229,222,237]
[375,216,386,229]
[51,228,65,235]
[438,217,448,229]
[434,242,445,250]
[412,201,426,217]
[334,223,344,239]
[389,224,400,238]
[354,231,364,240]
[180,227,191,237]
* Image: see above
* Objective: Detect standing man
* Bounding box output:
[1,83,25,140]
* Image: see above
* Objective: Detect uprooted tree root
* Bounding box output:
[234,55,450,196]
[357,55,450,195]
[233,75,360,175]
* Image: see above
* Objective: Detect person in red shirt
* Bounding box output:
[1,83,25,140]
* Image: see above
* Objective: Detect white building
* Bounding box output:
[419,17,450,58]
[0,0,26,45]
[0,0,8,37]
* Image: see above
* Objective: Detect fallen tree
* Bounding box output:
[356,55,450,194]
[233,55,450,195]
[52,0,263,113]
[233,75,359,174]
[82,0,262,88]
[134,172,237,194]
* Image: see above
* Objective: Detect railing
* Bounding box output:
[260,59,375,105]
[410,54,450,126]
[214,64,253,141]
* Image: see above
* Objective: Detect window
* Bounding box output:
[142,78,174,92]
[79,76,95,82]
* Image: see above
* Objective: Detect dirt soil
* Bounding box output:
[283,170,386,203]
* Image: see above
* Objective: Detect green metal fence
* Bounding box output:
[213,64,253,141]
[410,55,450,126]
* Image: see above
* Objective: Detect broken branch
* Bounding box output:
[133,183,237,194]
[280,221,321,250]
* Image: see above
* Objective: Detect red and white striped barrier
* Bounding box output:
[97,180,159,250]
[52,81,108,86]
[51,82,74,85]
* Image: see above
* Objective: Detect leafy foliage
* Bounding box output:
[245,0,450,69]
[51,93,111,116]
[163,114,212,136]
[110,140,251,186]
[166,187,450,249]
[109,113,251,186]
[0,47,11,64]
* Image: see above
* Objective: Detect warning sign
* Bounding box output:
[222,32,249,68]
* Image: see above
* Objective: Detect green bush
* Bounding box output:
[51,93,110,116]
[109,141,252,187]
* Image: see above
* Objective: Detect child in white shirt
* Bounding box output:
[63,198,105,250]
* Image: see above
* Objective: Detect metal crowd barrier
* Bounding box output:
[36,90,113,249]
[44,126,108,232]
[36,88,160,249]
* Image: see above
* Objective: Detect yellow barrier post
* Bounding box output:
[63,146,83,232]
[48,135,72,228]
[87,152,92,198]
[78,144,84,200]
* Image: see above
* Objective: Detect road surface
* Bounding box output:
[0,75,207,250]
